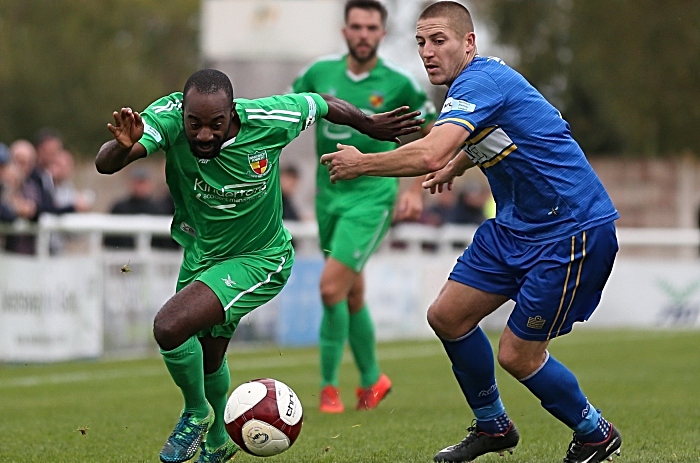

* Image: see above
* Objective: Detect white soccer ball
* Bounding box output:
[224,378,303,457]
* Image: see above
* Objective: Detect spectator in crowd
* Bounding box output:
[32,129,91,213]
[280,164,302,221]
[48,149,81,208]
[1,161,36,222]
[14,138,87,216]
[4,140,42,254]
[28,128,64,206]
[46,149,93,253]
[103,167,179,250]
[4,140,88,254]
[34,128,64,175]
[0,142,31,223]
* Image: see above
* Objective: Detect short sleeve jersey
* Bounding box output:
[436,56,619,244]
[138,91,328,263]
[293,55,437,209]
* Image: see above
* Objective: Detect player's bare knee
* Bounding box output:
[153,312,186,350]
[496,347,520,376]
[320,280,345,306]
[497,346,541,378]
[427,303,451,337]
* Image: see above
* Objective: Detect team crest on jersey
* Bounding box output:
[248,150,269,175]
[369,93,384,108]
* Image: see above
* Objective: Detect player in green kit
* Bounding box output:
[95,69,422,463]
[292,0,437,413]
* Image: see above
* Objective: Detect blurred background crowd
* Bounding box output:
[0,131,93,254]
[0,128,179,254]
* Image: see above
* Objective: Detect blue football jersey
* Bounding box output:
[435,56,618,244]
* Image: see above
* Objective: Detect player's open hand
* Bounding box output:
[320,144,364,183]
[364,106,424,143]
[422,168,455,194]
[107,107,144,149]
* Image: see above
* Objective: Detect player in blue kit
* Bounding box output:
[320,2,622,463]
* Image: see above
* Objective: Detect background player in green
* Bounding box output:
[292,0,437,414]
[95,69,422,463]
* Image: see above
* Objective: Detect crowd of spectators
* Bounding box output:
[0,129,93,254]
[1,128,184,255]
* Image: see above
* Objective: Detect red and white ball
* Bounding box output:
[224,378,303,457]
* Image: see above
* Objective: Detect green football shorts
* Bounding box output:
[317,203,393,273]
[176,241,294,338]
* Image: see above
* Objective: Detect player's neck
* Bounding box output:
[447,50,479,86]
[227,113,241,139]
[346,55,379,76]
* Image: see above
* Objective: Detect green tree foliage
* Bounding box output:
[482,0,700,156]
[0,0,199,156]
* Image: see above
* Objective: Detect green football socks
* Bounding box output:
[349,305,380,388]
[203,357,232,449]
[319,300,350,387]
[161,336,210,419]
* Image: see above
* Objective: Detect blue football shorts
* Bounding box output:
[449,219,618,341]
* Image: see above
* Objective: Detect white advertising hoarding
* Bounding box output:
[591,259,700,328]
[1,249,697,362]
[0,256,103,362]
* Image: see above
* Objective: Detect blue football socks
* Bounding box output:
[441,326,510,434]
[520,351,610,442]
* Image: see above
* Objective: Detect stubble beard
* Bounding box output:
[348,41,378,64]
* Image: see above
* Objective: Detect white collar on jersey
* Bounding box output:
[221,137,236,149]
[345,69,370,82]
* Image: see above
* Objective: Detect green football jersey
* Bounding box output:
[138,91,328,264]
[293,54,437,209]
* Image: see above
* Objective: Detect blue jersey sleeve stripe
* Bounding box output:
[435,117,475,131]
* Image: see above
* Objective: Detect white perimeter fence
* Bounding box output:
[0,213,699,363]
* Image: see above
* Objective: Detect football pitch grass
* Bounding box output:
[1,330,698,462]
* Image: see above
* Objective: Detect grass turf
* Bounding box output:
[0,329,698,462]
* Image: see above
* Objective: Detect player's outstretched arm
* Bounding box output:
[321,122,471,183]
[95,107,147,174]
[321,94,423,143]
